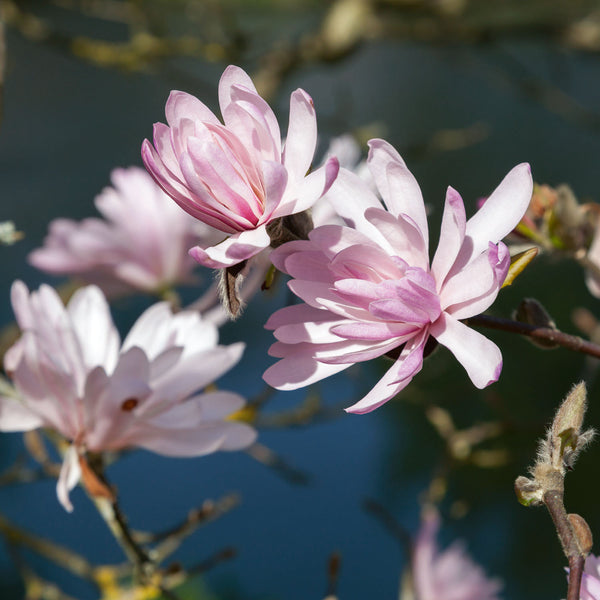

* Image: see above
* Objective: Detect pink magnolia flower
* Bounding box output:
[141,65,339,269]
[0,282,256,512]
[585,222,600,298]
[263,139,532,413]
[29,167,216,297]
[413,509,502,600]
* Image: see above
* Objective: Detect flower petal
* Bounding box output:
[460,163,532,267]
[56,445,81,513]
[0,396,44,432]
[430,313,502,388]
[282,89,317,183]
[431,186,467,286]
[345,330,427,414]
[189,225,271,268]
[367,138,428,245]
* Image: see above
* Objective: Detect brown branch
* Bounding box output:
[543,490,587,600]
[467,314,600,359]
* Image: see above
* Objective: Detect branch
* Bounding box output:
[468,314,600,359]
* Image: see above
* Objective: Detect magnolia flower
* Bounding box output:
[311,134,375,228]
[576,554,600,600]
[141,65,339,269]
[412,509,502,600]
[0,282,256,511]
[263,139,532,413]
[585,222,600,298]
[29,167,215,297]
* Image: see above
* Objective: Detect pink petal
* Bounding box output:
[364,208,428,271]
[263,342,352,390]
[270,239,313,273]
[223,89,281,162]
[142,139,237,232]
[265,302,334,330]
[186,134,263,222]
[443,243,508,320]
[283,250,335,283]
[272,157,339,218]
[308,224,381,258]
[189,225,271,268]
[0,397,44,432]
[461,163,532,266]
[431,186,467,287]
[314,167,382,239]
[274,318,347,344]
[367,138,428,246]
[259,160,289,222]
[218,65,259,118]
[430,313,502,389]
[165,90,220,127]
[345,330,427,414]
[282,89,318,183]
[67,286,120,374]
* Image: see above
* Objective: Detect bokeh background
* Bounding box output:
[2,1,600,598]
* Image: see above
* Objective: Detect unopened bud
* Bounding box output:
[552,383,587,449]
[514,298,558,349]
[568,513,593,555]
[515,475,544,507]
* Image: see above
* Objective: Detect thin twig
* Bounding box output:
[468,314,600,359]
[543,490,586,600]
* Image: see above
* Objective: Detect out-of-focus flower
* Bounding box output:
[574,554,600,600]
[0,282,256,512]
[263,139,532,413]
[29,167,214,297]
[141,65,339,269]
[0,221,23,245]
[412,509,502,600]
[585,222,600,297]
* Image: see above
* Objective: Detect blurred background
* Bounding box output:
[3,1,600,598]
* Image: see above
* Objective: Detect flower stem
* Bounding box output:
[543,490,585,600]
[467,314,600,359]
[85,458,153,582]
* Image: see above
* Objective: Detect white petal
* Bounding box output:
[0,396,44,432]
[430,313,502,389]
[56,446,81,513]
[67,286,120,373]
[461,163,532,266]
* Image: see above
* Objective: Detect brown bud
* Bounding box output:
[513,298,558,349]
[568,513,593,555]
[218,260,248,320]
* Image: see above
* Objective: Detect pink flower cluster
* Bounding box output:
[29,167,213,297]
[263,140,532,413]
[0,282,256,511]
[142,65,339,269]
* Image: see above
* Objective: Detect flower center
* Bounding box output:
[121,398,139,412]
[367,266,442,326]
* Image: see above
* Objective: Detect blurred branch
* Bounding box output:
[138,493,241,563]
[0,512,98,581]
[245,442,310,485]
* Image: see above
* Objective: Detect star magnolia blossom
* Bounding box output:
[142,65,339,269]
[263,139,532,413]
[413,509,502,600]
[29,167,215,297]
[585,222,600,298]
[0,282,256,511]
